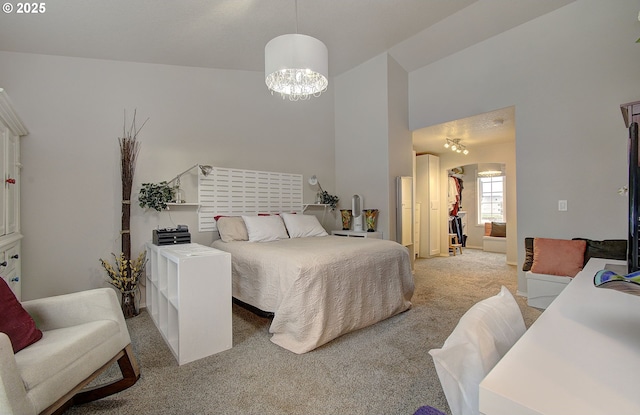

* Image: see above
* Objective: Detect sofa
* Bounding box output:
[523,237,626,309]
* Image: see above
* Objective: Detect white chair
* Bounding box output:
[0,287,139,415]
[428,286,525,415]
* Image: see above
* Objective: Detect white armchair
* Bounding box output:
[0,288,140,415]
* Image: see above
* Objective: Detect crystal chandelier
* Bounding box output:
[444,138,469,155]
[264,1,328,101]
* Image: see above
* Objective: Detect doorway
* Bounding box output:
[412,106,517,265]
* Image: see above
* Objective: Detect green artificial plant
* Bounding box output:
[138,181,175,212]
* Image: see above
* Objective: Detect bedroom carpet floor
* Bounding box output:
[66,248,542,415]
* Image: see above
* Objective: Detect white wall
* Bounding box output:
[387,56,413,243]
[409,0,640,293]
[334,53,412,240]
[0,51,335,300]
[334,54,391,235]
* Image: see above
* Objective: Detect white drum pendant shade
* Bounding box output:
[265,34,328,100]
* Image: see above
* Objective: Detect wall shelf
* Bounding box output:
[303,204,330,225]
[167,203,199,207]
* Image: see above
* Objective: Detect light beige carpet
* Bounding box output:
[66,248,541,415]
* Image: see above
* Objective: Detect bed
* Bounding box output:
[211,214,414,354]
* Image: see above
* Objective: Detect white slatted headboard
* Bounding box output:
[198,167,303,232]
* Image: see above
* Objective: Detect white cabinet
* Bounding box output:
[0,89,27,299]
[146,242,232,365]
[0,239,21,294]
[415,154,440,257]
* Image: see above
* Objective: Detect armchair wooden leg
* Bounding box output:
[73,344,140,404]
[43,344,140,415]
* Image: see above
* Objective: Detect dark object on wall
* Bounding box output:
[153,227,191,245]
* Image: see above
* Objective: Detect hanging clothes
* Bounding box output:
[449,216,464,247]
[448,176,459,215]
[448,173,466,247]
[448,176,464,216]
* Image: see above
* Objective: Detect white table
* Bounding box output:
[480,258,640,415]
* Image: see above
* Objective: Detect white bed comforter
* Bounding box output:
[212,236,414,354]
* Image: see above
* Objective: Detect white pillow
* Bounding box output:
[281,213,328,238]
[241,215,289,242]
[428,286,526,415]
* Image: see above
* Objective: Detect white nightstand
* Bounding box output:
[145,242,232,365]
[331,230,382,239]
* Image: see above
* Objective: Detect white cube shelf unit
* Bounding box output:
[146,242,232,365]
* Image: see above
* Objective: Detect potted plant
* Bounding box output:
[100,251,146,318]
[138,181,175,211]
[319,190,339,210]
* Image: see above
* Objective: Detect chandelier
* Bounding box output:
[444,138,469,155]
[264,1,328,101]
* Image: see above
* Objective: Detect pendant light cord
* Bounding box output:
[294,0,298,34]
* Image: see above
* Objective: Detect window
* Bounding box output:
[478,175,505,224]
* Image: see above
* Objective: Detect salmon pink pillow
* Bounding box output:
[531,238,586,277]
[0,278,42,353]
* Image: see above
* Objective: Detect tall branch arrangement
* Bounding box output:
[119,110,147,258]
[100,110,149,318]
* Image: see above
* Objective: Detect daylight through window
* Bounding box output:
[478,175,505,224]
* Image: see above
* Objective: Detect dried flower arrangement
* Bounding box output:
[100,251,147,293]
[100,252,147,318]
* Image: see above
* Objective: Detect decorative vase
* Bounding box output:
[121,290,139,319]
[364,209,379,232]
[340,209,352,230]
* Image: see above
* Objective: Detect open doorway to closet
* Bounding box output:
[412,106,517,265]
[447,163,507,251]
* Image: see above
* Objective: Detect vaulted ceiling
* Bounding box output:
[0,0,573,76]
[0,1,574,153]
